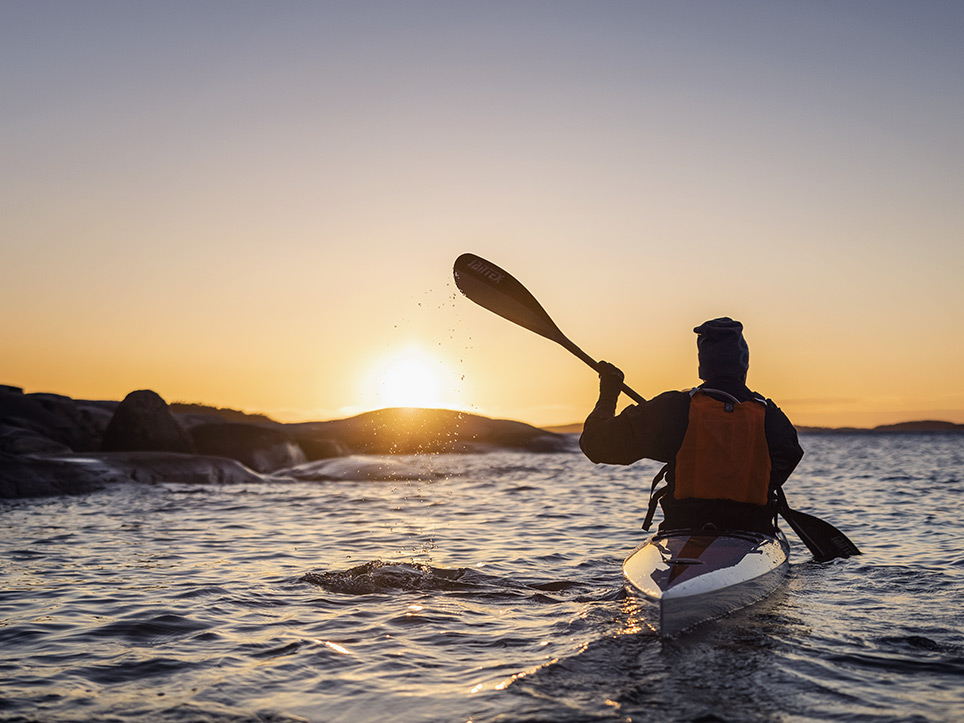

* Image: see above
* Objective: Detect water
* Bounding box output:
[2,434,962,722]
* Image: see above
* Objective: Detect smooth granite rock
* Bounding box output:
[189,422,307,473]
[100,390,195,454]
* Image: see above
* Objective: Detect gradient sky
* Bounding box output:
[3,1,963,428]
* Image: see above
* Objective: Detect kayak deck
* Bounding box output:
[623,529,790,637]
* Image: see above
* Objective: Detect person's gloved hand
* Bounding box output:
[597,361,624,401]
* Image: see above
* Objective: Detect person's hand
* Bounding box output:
[597,361,624,400]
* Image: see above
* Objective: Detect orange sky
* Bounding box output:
[2,3,963,428]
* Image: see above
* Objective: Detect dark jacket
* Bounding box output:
[579,378,803,532]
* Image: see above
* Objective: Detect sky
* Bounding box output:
[2,1,963,428]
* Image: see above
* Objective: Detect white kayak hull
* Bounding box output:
[623,529,790,637]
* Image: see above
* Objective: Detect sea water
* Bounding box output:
[1,433,962,722]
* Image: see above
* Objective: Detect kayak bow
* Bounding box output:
[623,529,790,637]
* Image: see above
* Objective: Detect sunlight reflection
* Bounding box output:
[616,594,653,636]
[315,640,351,655]
[493,658,560,691]
[468,656,563,696]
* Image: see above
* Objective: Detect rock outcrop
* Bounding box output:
[290,407,569,456]
[1,386,571,499]
[0,453,115,498]
[189,422,307,473]
[100,390,195,454]
[0,386,102,454]
[91,451,269,486]
[0,451,267,499]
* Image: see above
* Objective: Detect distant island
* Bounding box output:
[797,421,964,434]
[544,420,964,435]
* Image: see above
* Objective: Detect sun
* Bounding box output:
[379,356,441,408]
[368,348,456,410]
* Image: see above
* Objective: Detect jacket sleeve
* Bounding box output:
[764,401,804,487]
[580,390,690,465]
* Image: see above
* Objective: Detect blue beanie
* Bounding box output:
[694,317,749,381]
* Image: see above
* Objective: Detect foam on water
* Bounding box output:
[1,435,963,721]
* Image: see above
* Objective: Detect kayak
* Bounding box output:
[623,529,790,637]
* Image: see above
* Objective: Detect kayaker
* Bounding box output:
[579,317,803,533]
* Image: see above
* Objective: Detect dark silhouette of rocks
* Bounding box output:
[0,386,101,454]
[189,422,307,473]
[101,390,195,454]
[91,451,268,486]
[0,453,115,498]
[797,420,964,434]
[170,402,275,425]
[872,420,963,433]
[73,399,117,437]
[6,382,957,500]
[0,386,571,499]
[0,451,266,499]
[294,435,349,460]
[0,422,73,455]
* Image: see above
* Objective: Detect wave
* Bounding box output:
[278,455,447,482]
[276,452,564,484]
[90,614,210,643]
[300,559,591,600]
[302,560,475,594]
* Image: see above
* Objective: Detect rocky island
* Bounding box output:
[0,385,570,499]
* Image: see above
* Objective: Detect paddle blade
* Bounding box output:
[780,503,861,563]
[453,253,565,343]
[453,252,645,404]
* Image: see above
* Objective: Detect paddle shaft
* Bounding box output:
[452,253,644,404]
[555,337,645,405]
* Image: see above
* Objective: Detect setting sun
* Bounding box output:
[365,347,461,411]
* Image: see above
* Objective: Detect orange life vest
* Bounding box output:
[673,390,772,506]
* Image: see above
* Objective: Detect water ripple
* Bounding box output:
[1,439,962,721]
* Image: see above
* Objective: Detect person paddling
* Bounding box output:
[580,318,803,534]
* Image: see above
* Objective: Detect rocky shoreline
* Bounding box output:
[0,386,570,499]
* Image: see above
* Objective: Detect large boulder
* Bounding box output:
[189,422,307,473]
[0,423,73,455]
[90,451,269,486]
[0,451,269,499]
[73,399,118,439]
[0,453,118,498]
[100,390,195,453]
[0,386,102,453]
[288,434,349,460]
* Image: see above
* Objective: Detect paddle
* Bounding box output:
[777,488,861,562]
[452,252,644,404]
[453,252,861,562]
